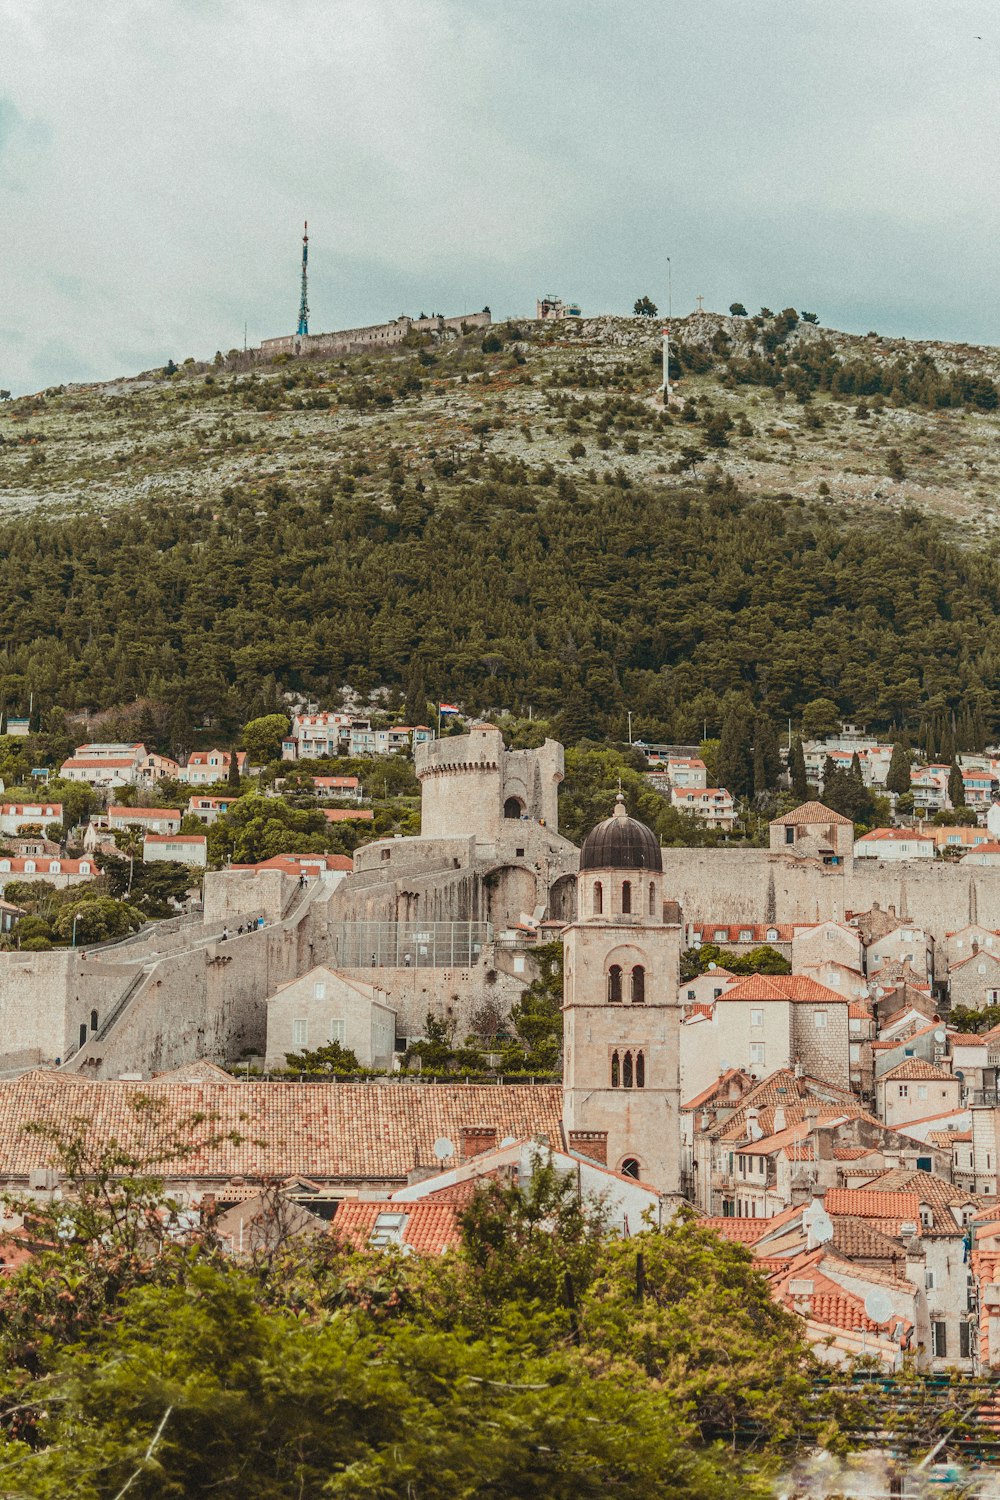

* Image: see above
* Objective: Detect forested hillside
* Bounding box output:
[3,311,1000,746]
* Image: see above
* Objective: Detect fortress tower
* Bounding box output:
[414,722,563,847]
[562,796,682,1192]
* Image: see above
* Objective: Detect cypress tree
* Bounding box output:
[717,705,754,800]
[886,741,911,795]
[948,758,965,808]
[228,748,241,788]
[790,737,808,799]
[753,714,781,797]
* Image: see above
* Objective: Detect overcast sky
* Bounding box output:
[2,0,999,393]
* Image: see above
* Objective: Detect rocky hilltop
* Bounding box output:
[2,309,1000,535]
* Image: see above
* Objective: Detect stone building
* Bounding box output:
[769,802,855,866]
[264,965,396,1071]
[562,795,682,1193]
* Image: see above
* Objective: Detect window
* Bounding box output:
[314,981,326,1000]
[328,1020,345,1043]
[649,882,656,917]
[503,797,523,819]
[925,1268,936,1290]
[814,1010,828,1029]
[631,966,645,1004]
[917,1085,927,1101]
[621,880,632,915]
[714,929,728,942]
[292,1018,308,1047]
[635,1051,645,1088]
[90,1010,98,1032]
[961,1322,973,1360]
[79,1023,87,1049]
[750,1008,764,1027]
[750,1043,766,1067]
[23,862,34,874]
[931,1321,947,1359]
[785,826,795,845]
[620,1157,640,1179]
[739,929,752,943]
[623,1051,634,1089]
[898,1084,909,1098]
[766,928,778,941]
[686,988,696,1000]
[611,1051,620,1088]
[48,861,60,874]
[370,1212,407,1247]
[608,965,623,1004]
[593,881,603,916]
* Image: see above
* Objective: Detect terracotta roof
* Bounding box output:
[0,857,94,874]
[950,949,1000,972]
[880,1058,955,1082]
[833,1145,875,1160]
[963,842,1000,857]
[332,1200,459,1255]
[858,1168,975,1209]
[109,806,181,821]
[681,1068,753,1112]
[949,1033,988,1046]
[61,758,140,770]
[322,809,374,822]
[856,828,935,843]
[0,1075,563,1184]
[718,974,847,1004]
[771,801,853,827]
[700,1216,773,1244]
[825,1189,922,1220]
[830,1217,907,1261]
[928,1130,972,1145]
[144,833,207,845]
[232,853,353,874]
[691,922,796,943]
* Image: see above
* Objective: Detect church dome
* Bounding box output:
[579,794,662,873]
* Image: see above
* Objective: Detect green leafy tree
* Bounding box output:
[282,1039,362,1075]
[241,713,290,766]
[51,896,143,945]
[729,303,747,316]
[800,698,841,740]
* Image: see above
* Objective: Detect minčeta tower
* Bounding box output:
[562,795,682,1192]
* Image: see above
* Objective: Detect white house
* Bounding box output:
[854,829,935,861]
[961,842,1000,867]
[0,803,63,836]
[179,750,246,786]
[108,806,181,836]
[876,1059,961,1130]
[142,833,207,867]
[186,795,239,826]
[0,856,96,895]
[670,787,735,830]
[264,965,397,1071]
[59,743,146,788]
[666,757,708,789]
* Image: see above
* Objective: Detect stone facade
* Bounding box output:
[264,966,396,1071]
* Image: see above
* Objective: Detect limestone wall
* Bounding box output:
[660,849,998,947]
[335,958,527,1040]
[203,869,291,926]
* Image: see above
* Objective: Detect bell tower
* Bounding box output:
[562,795,682,1193]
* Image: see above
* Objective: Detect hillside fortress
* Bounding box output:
[259,308,492,361]
[4,726,1000,1087]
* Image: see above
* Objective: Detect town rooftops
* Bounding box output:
[880,1058,954,1083]
[770,801,853,827]
[856,828,935,843]
[825,1189,922,1220]
[0,804,62,818]
[0,1074,564,1184]
[231,853,353,875]
[332,1200,459,1255]
[717,974,847,1004]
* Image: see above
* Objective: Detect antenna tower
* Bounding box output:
[297,220,309,336]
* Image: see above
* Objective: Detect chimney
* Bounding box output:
[773,1106,786,1133]
[567,1129,608,1165]
[459,1125,498,1160]
[746,1108,763,1142]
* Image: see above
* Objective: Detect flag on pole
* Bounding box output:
[439,703,460,715]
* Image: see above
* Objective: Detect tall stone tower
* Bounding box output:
[562,795,682,1193]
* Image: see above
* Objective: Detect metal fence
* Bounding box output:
[329,921,492,970]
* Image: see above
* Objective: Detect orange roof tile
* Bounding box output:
[332,1199,459,1255]
[770,801,853,827]
[719,973,848,1004]
[825,1189,922,1220]
[880,1058,955,1082]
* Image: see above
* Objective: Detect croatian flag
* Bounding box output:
[439,703,459,715]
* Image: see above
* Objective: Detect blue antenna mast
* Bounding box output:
[297,220,309,336]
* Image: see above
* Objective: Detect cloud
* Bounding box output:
[0,0,998,393]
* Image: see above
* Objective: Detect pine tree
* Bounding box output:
[790,737,808,799]
[886,741,911,795]
[948,758,965,807]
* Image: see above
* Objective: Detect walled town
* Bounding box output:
[2,703,1000,1386]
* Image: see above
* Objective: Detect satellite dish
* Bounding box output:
[433,1137,455,1162]
[499,1136,517,1148]
[864,1289,895,1326]
[934,1029,946,1043]
[803,1201,834,1247]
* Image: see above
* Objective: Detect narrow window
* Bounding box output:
[932,1321,947,1359]
[608,965,623,1003]
[611,1050,620,1088]
[90,1010,98,1032]
[623,1051,634,1088]
[636,1050,645,1088]
[648,881,655,916]
[79,1023,87,1049]
[631,966,645,1004]
[593,880,603,916]
[621,880,631,915]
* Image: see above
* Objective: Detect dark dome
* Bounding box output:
[579,795,662,872]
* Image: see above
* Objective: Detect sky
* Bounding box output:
[2,0,999,394]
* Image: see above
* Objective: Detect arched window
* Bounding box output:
[503,796,524,819]
[636,1050,646,1088]
[649,881,656,916]
[623,1050,634,1089]
[608,965,623,1003]
[90,1010,98,1032]
[24,861,35,874]
[48,861,60,874]
[621,1157,640,1179]
[611,1050,620,1088]
[631,966,645,1004]
[621,880,632,915]
[593,881,603,916]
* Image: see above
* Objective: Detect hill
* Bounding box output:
[2,309,1000,745]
